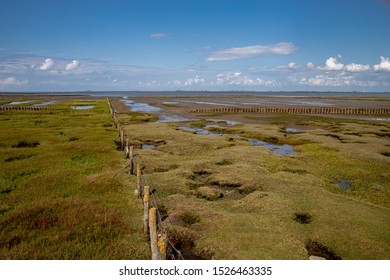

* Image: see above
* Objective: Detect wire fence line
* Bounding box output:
[107,98,184,260]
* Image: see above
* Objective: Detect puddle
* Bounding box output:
[286,100,334,107]
[360,117,390,122]
[157,114,193,123]
[177,124,298,156]
[32,101,58,107]
[248,139,298,156]
[178,126,222,136]
[206,119,241,126]
[121,99,161,113]
[70,105,95,110]
[162,101,179,105]
[7,100,36,105]
[142,144,155,150]
[286,127,301,133]
[333,180,352,190]
[182,100,235,107]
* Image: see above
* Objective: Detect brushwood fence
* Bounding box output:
[190,107,390,115]
[107,98,184,260]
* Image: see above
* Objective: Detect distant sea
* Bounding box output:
[1,91,390,98]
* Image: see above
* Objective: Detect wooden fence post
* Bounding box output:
[136,164,142,197]
[120,130,124,150]
[129,146,134,174]
[149,207,159,260]
[125,138,129,158]
[158,233,167,260]
[143,186,150,235]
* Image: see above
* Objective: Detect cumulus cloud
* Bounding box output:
[306,62,314,69]
[373,56,390,72]
[150,33,171,39]
[39,58,54,71]
[184,75,205,86]
[215,72,276,86]
[65,59,80,71]
[300,73,378,87]
[321,56,371,72]
[0,77,28,87]
[288,62,297,70]
[324,56,344,71]
[344,63,371,72]
[207,42,297,61]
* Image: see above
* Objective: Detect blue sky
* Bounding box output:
[1,0,390,92]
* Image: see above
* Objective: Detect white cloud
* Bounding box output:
[167,80,182,87]
[321,57,371,72]
[184,76,205,86]
[373,56,390,72]
[288,62,297,70]
[215,72,276,86]
[65,59,80,71]
[306,62,314,69]
[0,77,28,87]
[39,58,54,71]
[207,42,297,61]
[324,56,344,71]
[344,63,370,72]
[150,33,171,39]
[300,73,378,87]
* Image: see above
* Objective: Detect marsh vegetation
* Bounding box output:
[1,96,389,260]
[0,99,149,259]
[120,110,390,259]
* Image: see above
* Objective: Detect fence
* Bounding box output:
[0,106,53,112]
[107,98,184,260]
[190,107,390,115]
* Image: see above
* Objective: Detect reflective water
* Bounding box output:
[333,180,352,190]
[121,99,161,113]
[177,126,222,136]
[248,139,298,156]
[70,105,95,110]
[32,101,58,106]
[141,144,156,150]
[7,100,36,105]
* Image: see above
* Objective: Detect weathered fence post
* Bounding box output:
[149,207,159,260]
[120,130,125,150]
[125,138,129,158]
[157,233,167,260]
[143,185,150,235]
[136,164,142,196]
[129,146,134,174]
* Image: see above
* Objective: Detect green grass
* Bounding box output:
[0,99,149,259]
[122,117,390,260]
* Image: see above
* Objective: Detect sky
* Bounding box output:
[1,0,390,92]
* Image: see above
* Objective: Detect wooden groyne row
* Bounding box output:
[190,107,390,115]
[0,106,53,112]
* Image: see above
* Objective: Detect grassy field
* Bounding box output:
[119,111,390,260]
[0,99,149,259]
[1,96,389,260]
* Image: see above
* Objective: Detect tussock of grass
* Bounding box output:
[197,187,224,201]
[179,211,201,226]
